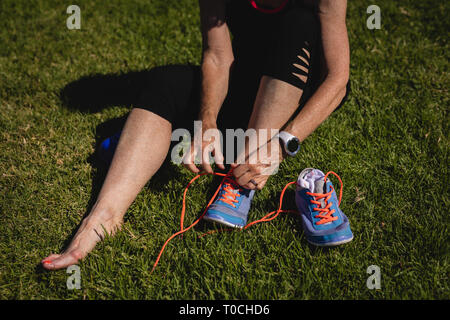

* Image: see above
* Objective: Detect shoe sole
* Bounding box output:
[306,235,354,247]
[202,215,244,229]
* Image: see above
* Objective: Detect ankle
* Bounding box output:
[87,205,123,228]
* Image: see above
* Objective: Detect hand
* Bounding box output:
[231,136,285,190]
[182,122,225,174]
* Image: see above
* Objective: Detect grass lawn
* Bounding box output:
[0,0,448,299]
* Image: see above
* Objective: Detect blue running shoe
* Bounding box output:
[98,131,121,165]
[295,168,353,246]
[203,176,255,229]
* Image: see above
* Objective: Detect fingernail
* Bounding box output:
[43,260,51,264]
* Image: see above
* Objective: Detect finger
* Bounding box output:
[201,146,214,174]
[243,176,263,190]
[255,178,267,190]
[235,171,254,187]
[242,181,257,190]
[246,175,268,190]
[216,162,225,170]
[212,149,225,170]
[182,147,200,173]
[232,164,250,179]
[234,150,247,166]
[201,159,213,174]
[183,161,200,173]
[244,167,269,187]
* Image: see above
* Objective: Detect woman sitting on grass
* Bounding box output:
[42,0,351,270]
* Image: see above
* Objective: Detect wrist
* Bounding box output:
[201,120,217,131]
[281,124,298,140]
[199,113,217,128]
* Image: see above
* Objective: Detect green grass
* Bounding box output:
[0,0,448,299]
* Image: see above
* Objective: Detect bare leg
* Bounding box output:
[233,75,305,189]
[42,108,172,270]
[247,75,304,130]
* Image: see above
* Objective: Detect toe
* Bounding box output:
[42,254,61,264]
[42,250,83,270]
[43,253,60,260]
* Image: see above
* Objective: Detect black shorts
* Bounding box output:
[135,1,349,133]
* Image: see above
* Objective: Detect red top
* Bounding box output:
[248,0,289,14]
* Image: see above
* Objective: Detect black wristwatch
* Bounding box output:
[278,131,301,157]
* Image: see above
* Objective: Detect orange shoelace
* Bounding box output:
[217,178,243,207]
[306,171,343,225]
[151,170,343,273]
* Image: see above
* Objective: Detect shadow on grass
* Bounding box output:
[52,67,226,259]
[60,71,147,113]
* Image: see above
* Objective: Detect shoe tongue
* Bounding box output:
[298,169,325,193]
[313,178,325,193]
[298,169,327,207]
[313,177,328,209]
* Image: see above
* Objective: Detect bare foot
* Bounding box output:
[41,210,122,270]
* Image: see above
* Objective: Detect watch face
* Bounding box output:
[287,138,299,153]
